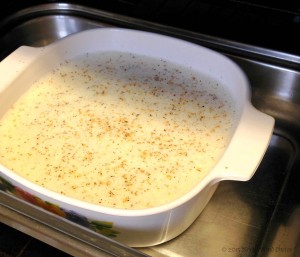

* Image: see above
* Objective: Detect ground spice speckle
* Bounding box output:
[0,51,236,209]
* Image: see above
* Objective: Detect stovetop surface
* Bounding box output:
[0,2,299,257]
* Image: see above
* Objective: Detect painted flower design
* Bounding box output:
[0,176,119,238]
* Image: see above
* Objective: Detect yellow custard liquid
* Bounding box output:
[0,51,236,209]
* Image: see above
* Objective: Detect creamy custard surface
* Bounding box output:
[0,51,236,209]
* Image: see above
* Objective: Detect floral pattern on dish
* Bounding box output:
[0,176,120,238]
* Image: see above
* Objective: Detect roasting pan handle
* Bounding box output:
[215,103,275,182]
[0,46,42,93]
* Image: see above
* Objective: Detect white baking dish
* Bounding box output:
[0,28,274,247]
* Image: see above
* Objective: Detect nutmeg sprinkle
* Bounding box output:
[0,51,236,209]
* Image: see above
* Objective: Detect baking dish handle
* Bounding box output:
[0,46,41,92]
[215,103,275,182]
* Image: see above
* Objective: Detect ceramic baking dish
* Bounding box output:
[0,28,274,247]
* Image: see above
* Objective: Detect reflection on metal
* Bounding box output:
[0,3,300,68]
[0,4,300,257]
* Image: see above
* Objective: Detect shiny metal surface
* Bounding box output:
[1,3,299,69]
[0,192,149,257]
[0,3,299,257]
